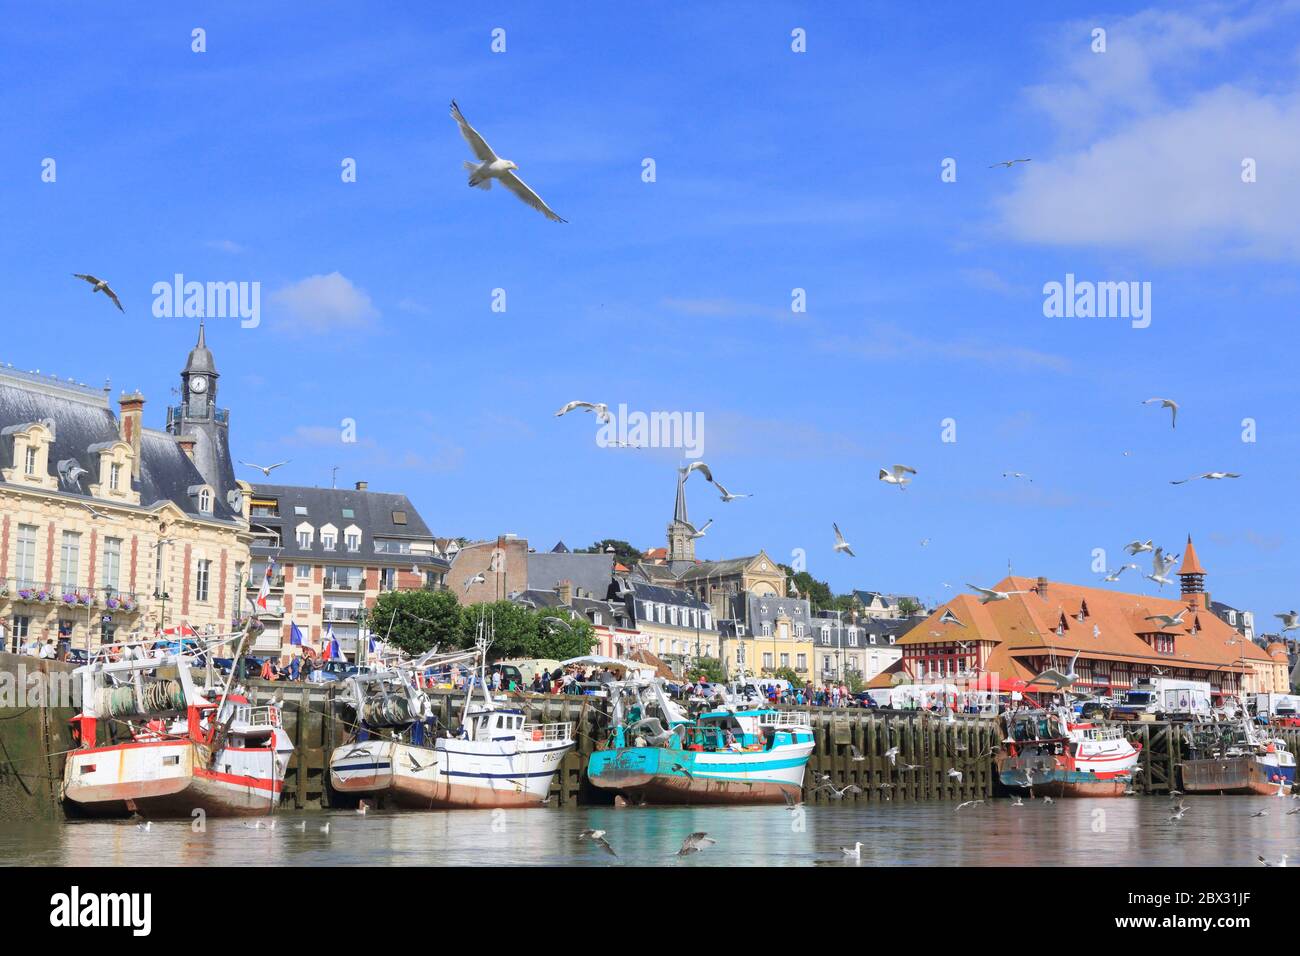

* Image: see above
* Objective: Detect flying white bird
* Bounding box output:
[676,832,717,856]
[240,460,290,477]
[966,584,1027,605]
[679,461,714,482]
[1275,611,1299,633]
[1124,540,1154,555]
[463,571,486,593]
[714,480,751,503]
[1145,572,1173,589]
[1142,397,1179,429]
[1145,611,1186,629]
[878,464,917,490]
[1170,472,1241,484]
[554,401,611,424]
[82,503,111,521]
[832,522,855,557]
[73,273,124,311]
[578,828,618,857]
[1031,651,1082,690]
[685,519,712,540]
[1102,564,1138,582]
[450,100,566,222]
[989,158,1031,168]
[1151,547,1180,578]
[1002,471,1033,482]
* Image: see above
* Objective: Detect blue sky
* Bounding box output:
[3,1,1299,622]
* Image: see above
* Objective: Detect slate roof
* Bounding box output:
[526,551,615,600]
[0,373,239,522]
[677,555,762,581]
[809,614,912,647]
[249,482,435,563]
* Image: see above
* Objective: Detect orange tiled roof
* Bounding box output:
[1177,535,1205,575]
[898,575,1269,675]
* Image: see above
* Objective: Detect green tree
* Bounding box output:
[459,602,597,661]
[778,564,834,611]
[688,657,726,682]
[897,597,922,617]
[367,588,464,656]
[577,539,643,566]
[773,665,800,684]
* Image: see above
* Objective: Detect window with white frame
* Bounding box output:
[60,532,80,590]
[101,537,122,590]
[110,462,122,492]
[198,487,211,512]
[23,446,37,476]
[15,524,37,588]
[195,559,211,602]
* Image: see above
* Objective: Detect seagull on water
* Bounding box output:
[676,832,717,856]
[578,829,618,857]
[967,584,1027,605]
[450,100,566,222]
[878,464,917,490]
[1258,853,1289,867]
[240,460,290,477]
[555,401,611,424]
[73,273,124,311]
[1142,397,1179,429]
[832,522,855,557]
[840,842,863,859]
[956,799,984,810]
[1171,472,1241,485]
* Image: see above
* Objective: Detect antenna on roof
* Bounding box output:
[331,465,338,489]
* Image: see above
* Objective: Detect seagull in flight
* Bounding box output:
[1151,547,1179,578]
[73,273,124,311]
[1144,611,1186,629]
[1171,472,1241,484]
[832,523,855,557]
[679,461,713,482]
[685,519,712,540]
[714,480,751,503]
[676,832,717,856]
[1002,471,1033,482]
[878,464,917,490]
[463,571,486,593]
[966,584,1027,605]
[578,828,618,857]
[82,503,111,520]
[240,460,290,477]
[1142,397,1178,429]
[450,100,566,222]
[1275,611,1299,633]
[1124,540,1154,555]
[1032,650,1081,690]
[1101,564,1139,582]
[555,401,611,424]
[989,158,1031,168]
[815,782,863,800]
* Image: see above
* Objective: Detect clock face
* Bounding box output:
[189,376,208,394]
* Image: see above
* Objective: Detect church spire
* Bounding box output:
[1179,534,1208,608]
[666,469,695,562]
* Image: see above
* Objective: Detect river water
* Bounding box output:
[1,796,1294,866]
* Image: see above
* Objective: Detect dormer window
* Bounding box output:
[24,446,37,476]
[198,487,211,512]
[345,532,360,552]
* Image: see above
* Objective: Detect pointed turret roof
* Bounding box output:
[185,320,216,374]
[673,471,689,525]
[1178,534,1205,575]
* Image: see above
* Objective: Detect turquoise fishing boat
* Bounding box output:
[587,680,814,805]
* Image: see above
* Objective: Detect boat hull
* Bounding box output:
[330,737,573,809]
[62,740,284,818]
[1181,756,1295,795]
[997,753,1135,798]
[587,743,813,806]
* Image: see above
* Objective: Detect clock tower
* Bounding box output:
[167,320,240,510]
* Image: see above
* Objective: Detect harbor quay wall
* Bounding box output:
[7,655,1300,817]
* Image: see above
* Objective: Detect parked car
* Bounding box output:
[487,662,524,690]
[311,660,359,683]
[212,656,264,680]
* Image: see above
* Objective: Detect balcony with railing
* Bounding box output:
[324,606,364,622]
[2,580,143,615]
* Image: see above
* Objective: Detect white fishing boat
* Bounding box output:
[62,630,293,818]
[329,638,575,809]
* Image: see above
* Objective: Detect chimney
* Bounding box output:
[354,480,368,491]
[118,391,146,479]
[1035,576,1049,596]
[176,435,197,462]
[557,579,573,605]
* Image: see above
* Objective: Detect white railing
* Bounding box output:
[766,710,812,728]
[233,704,281,729]
[524,721,573,742]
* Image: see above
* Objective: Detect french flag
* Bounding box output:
[322,625,340,662]
[256,559,275,610]
[290,621,304,646]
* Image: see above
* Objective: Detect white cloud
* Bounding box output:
[205,239,245,254]
[996,4,1300,258]
[270,272,379,331]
